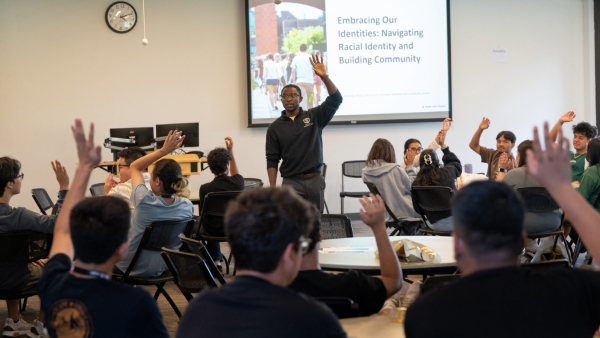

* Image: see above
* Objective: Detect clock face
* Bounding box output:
[105,2,137,33]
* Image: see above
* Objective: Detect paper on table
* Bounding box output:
[320,246,376,254]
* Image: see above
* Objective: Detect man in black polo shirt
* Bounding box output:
[265,54,342,212]
[198,136,243,265]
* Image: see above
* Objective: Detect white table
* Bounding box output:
[340,314,405,338]
[319,236,456,275]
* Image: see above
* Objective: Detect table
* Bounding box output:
[97,155,207,176]
[340,314,405,338]
[319,236,456,275]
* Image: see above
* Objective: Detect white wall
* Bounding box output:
[0,0,594,214]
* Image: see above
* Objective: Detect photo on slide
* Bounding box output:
[246,0,451,126]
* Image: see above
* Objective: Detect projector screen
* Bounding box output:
[246,0,451,127]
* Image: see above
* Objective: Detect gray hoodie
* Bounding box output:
[362,161,420,221]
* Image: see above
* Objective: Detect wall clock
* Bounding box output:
[106,2,137,33]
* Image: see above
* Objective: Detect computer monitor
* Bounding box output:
[108,127,154,160]
[155,122,199,148]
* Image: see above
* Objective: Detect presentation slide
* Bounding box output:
[246,0,450,126]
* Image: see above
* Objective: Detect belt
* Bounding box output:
[296,172,321,179]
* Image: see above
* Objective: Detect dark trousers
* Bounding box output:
[282,174,325,212]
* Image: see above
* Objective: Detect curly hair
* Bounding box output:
[573,122,598,139]
[207,148,231,175]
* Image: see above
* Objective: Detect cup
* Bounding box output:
[464,163,473,174]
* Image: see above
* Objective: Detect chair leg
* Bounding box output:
[156,283,182,318]
[340,197,344,214]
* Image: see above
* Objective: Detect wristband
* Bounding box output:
[499,168,508,173]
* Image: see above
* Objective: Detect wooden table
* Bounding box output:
[319,236,456,275]
[340,314,405,338]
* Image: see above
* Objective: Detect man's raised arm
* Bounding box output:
[469,117,490,155]
[359,194,402,297]
[49,119,102,259]
[549,111,575,143]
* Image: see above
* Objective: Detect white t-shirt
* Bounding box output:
[290,52,315,84]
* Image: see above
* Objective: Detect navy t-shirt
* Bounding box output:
[39,254,168,338]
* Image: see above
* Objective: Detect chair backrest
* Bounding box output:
[322,163,328,179]
[161,248,218,300]
[517,187,560,213]
[89,183,105,197]
[179,234,227,285]
[520,259,571,271]
[410,186,454,225]
[364,182,401,223]
[243,178,264,189]
[314,297,360,319]
[31,188,54,215]
[198,191,242,237]
[123,218,194,277]
[320,214,353,239]
[0,231,52,267]
[342,161,366,178]
[421,274,460,294]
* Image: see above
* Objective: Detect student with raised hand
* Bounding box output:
[38,119,168,338]
[115,129,194,277]
[401,117,452,170]
[549,111,598,182]
[528,122,600,261]
[469,117,516,180]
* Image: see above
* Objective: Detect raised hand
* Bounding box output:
[161,130,185,154]
[404,149,417,166]
[479,117,490,130]
[51,160,69,190]
[310,54,327,78]
[527,122,572,186]
[225,136,233,151]
[104,173,117,194]
[441,118,452,133]
[359,194,385,230]
[559,111,576,124]
[71,119,101,169]
[437,131,447,148]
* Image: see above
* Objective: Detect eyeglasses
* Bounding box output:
[298,235,313,255]
[280,93,300,100]
[409,147,423,152]
[118,164,130,169]
[13,173,24,180]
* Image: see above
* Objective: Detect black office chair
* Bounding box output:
[179,234,227,285]
[520,258,571,271]
[517,187,572,264]
[196,191,242,274]
[314,297,360,319]
[243,178,264,189]
[161,248,218,302]
[0,231,52,313]
[89,183,105,197]
[364,182,423,236]
[421,274,460,294]
[410,186,454,236]
[339,161,370,214]
[320,214,353,239]
[31,188,54,215]
[112,218,194,318]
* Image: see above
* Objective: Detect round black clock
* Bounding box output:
[105,1,137,33]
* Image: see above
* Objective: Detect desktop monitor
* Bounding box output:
[155,122,199,148]
[108,127,154,159]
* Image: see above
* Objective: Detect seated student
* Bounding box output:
[362,138,420,222]
[176,187,346,338]
[38,119,168,338]
[411,136,462,232]
[0,157,68,337]
[401,118,452,170]
[577,138,600,212]
[115,130,193,277]
[405,181,600,338]
[469,117,516,180]
[501,140,562,260]
[528,122,600,261]
[198,137,244,265]
[103,147,151,209]
[289,194,402,316]
[549,111,598,182]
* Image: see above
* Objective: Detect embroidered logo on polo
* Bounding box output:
[49,299,92,338]
[303,117,313,128]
